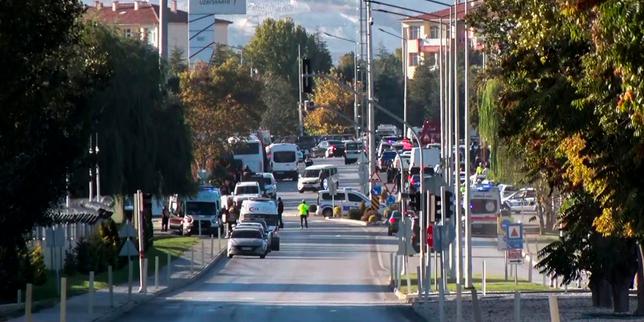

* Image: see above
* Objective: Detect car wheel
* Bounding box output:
[298,189,304,193]
[227,254,233,258]
[260,254,266,259]
[322,208,332,218]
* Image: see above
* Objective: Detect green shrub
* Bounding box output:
[29,245,47,285]
[348,208,362,220]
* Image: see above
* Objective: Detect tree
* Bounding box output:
[408,63,441,126]
[305,74,354,135]
[373,47,403,126]
[180,59,266,172]
[0,0,108,300]
[260,74,299,136]
[336,52,355,82]
[244,18,333,94]
[469,0,644,313]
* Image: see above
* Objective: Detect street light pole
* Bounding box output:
[298,44,304,137]
[366,0,376,198]
[464,0,472,289]
[401,25,408,137]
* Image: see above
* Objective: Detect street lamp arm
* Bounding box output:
[377,27,402,40]
[322,32,357,45]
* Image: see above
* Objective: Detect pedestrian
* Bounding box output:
[277,197,284,228]
[219,205,228,236]
[476,162,484,176]
[161,206,170,232]
[226,197,238,237]
[297,200,309,229]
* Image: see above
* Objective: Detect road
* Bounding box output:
[118,158,423,322]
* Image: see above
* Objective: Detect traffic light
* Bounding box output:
[442,187,454,219]
[302,58,313,93]
[429,193,441,223]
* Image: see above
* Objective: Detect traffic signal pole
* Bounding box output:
[298,44,304,137]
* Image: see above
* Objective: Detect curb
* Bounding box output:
[324,217,367,226]
[92,248,227,322]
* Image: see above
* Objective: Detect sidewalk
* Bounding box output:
[8,234,227,322]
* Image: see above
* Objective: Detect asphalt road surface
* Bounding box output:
[118,158,423,322]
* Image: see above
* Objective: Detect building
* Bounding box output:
[401,2,481,79]
[85,1,231,61]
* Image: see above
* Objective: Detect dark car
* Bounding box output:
[326,140,345,157]
[378,151,397,170]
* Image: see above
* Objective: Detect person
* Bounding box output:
[297,200,309,229]
[482,162,490,177]
[277,197,284,228]
[226,198,238,237]
[476,162,484,176]
[219,205,228,236]
[161,206,170,232]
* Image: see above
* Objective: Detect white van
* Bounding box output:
[344,141,364,164]
[409,146,441,172]
[233,181,262,205]
[297,164,339,193]
[469,183,502,235]
[183,186,221,235]
[231,137,265,173]
[267,143,299,181]
[315,188,384,217]
[240,198,280,250]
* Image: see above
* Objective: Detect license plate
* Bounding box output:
[242,247,253,251]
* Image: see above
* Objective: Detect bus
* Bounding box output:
[231,137,265,173]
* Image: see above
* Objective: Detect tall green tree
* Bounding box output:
[244,18,332,95]
[0,0,108,300]
[373,47,403,126]
[408,63,440,127]
[336,52,355,83]
[260,74,299,136]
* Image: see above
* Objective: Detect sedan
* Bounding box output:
[227,228,268,258]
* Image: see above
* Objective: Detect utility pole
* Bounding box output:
[354,47,359,138]
[464,0,472,289]
[446,6,453,188]
[366,1,375,197]
[88,135,94,202]
[401,25,408,137]
[298,44,304,137]
[439,18,445,172]
[453,0,463,300]
[95,133,100,202]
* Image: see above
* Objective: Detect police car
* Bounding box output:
[315,188,385,218]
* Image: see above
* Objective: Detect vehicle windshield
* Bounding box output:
[381,152,397,159]
[231,230,262,239]
[185,201,217,217]
[236,185,259,194]
[303,169,321,177]
[273,151,296,162]
[243,214,278,227]
[346,143,363,150]
[233,142,260,155]
[328,140,343,147]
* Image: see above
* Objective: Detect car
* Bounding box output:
[311,140,332,158]
[235,222,271,252]
[502,188,537,213]
[387,211,403,236]
[227,228,269,258]
[239,198,280,251]
[297,164,339,193]
[315,188,384,217]
[259,172,277,199]
[498,184,518,200]
[344,141,364,164]
[233,181,262,205]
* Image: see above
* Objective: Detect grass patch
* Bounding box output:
[397,273,551,295]
[31,236,198,302]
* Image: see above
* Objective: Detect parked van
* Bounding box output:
[183,186,221,235]
[267,143,299,180]
[297,164,339,193]
[409,146,441,172]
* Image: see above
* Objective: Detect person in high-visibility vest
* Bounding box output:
[298,200,309,229]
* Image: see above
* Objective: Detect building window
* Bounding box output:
[409,53,419,66]
[430,26,439,39]
[408,26,420,40]
[124,28,131,38]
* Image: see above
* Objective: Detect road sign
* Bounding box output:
[386,195,396,206]
[384,182,397,194]
[370,171,383,183]
[398,218,414,256]
[507,248,523,264]
[119,239,139,257]
[506,223,524,249]
[118,222,137,238]
[372,184,382,196]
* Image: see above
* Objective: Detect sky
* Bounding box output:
[88,0,446,63]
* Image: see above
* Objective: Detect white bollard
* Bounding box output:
[191,247,195,274]
[393,255,398,289]
[59,279,66,322]
[528,256,533,282]
[88,271,94,315]
[108,265,113,307]
[548,294,561,322]
[25,283,32,322]
[201,238,205,267]
[128,259,133,300]
[483,261,487,296]
[166,253,171,284]
[154,256,159,289]
[143,258,148,293]
[456,283,462,322]
[514,291,521,322]
[389,253,394,283]
[217,227,222,251]
[210,234,214,258]
[17,289,21,305]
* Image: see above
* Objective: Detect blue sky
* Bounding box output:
[88,0,446,62]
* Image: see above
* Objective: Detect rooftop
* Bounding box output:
[402,1,481,22]
[85,1,232,25]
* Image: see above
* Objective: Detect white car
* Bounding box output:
[315,188,384,217]
[502,188,537,213]
[233,181,262,205]
[258,172,277,199]
[227,228,269,258]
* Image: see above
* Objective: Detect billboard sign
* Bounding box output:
[189,0,247,15]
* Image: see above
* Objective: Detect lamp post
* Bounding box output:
[322,32,361,138]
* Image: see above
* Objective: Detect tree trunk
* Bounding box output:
[612,277,631,313]
[634,243,644,315]
[591,278,613,308]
